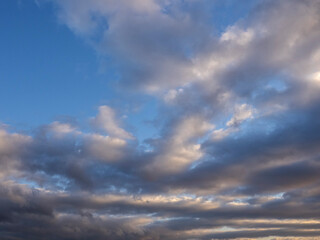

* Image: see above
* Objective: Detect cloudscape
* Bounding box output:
[1,0,320,239]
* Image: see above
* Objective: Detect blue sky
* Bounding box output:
[1,0,320,239]
[0,0,256,135]
[1,0,101,125]
[1,0,164,141]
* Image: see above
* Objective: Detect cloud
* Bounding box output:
[92,105,134,140]
[83,133,127,162]
[52,0,215,92]
[212,103,255,140]
[226,104,254,127]
[142,115,214,177]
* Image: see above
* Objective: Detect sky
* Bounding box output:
[1,0,320,239]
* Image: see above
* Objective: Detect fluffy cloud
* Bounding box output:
[92,105,133,140]
[143,115,214,176]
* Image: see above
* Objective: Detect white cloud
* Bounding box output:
[226,104,254,127]
[0,129,31,157]
[92,105,133,140]
[144,116,214,176]
[84,133,127,162]
[48,122,79,137]
[212,104,254,141]
[163,88,184,103]
[212,128,235,141]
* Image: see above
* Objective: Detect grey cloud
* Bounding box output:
[52,0,216,92]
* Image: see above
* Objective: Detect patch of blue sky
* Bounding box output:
[211,0,260,35]
[250,73,289,100]
[126,96,159,144]
[266,78,288,93]
[236,115,275,138]
[0,0,115,129]
[13,177,40,189]
[14,173,71,191]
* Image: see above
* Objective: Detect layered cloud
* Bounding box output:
[2,0,320,239]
